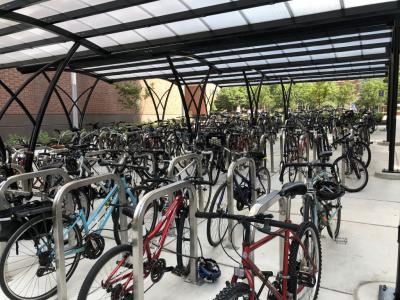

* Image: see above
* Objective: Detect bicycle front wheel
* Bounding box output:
[206,183,228,247]
[288,222,322,300]
[326,199,342,240]
[77,244,133,300]
[255,166,271,195]
[334,155,368,192]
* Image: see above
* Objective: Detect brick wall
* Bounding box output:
[0,68,185,138]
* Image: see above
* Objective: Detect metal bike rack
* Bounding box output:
[0,168,71,210]
[247,190,286,263]
[167,152,204,211]
[52,173,128,300]
[131,180,199,300]
[226,157,257,248]
[260,134,275,172]
[280,134,284,163]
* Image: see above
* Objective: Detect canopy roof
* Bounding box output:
[0,0,398,86]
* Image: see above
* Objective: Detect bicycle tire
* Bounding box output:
[288,222,322,300]
[113,200,158,245]
[176,206,190,276]
[353,140,371,168]
[326,199,342,240]
[0,213,82,300]
[333,155,368,192]
[77,244,132,300]
[206,183,228,247]
[256,166,271,195]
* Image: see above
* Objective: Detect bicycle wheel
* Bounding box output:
[113,198,158,245]
[77,244,133,300]
[353,141,371,168]
[326,199,342,240]
[255,166,271,196]
[176,206,191,276]
[333,155,368,192]
[206,183,228,247]
[288,222,322,300]
[214,282,251,299]
[0,213,82,300]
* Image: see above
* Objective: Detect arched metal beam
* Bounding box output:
[25,42,80,172]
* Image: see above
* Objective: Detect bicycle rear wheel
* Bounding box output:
[353,141,371,168]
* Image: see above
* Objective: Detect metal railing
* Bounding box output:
[52,173,127,300]
[131,180,199,300]
[226,157,257,248]
[167,152,204,211]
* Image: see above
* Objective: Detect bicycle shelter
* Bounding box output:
[0,1,399,300]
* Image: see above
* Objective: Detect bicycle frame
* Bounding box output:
[63,176,137,255]
[231,226,317,300]
[143,193,184,274]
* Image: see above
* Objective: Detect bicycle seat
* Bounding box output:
[279,182,307,197]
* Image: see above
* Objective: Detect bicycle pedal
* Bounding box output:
[334,237,348,245]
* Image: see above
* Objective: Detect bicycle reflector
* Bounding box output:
[197,257,221,282]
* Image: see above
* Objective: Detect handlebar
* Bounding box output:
[195,211,299,231]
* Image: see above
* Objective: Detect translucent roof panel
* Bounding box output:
[288,0,341,17]
[181,0,232,10]
[241,3,291,23]
[139,0,187,16]
[167,18,209,36]
[202,11,247,30]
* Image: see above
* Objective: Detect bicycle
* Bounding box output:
[206,156,271,247]
[76,182,196,300]
[0,156,157,300]
[197,182,321,299]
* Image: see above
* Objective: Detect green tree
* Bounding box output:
[335,81,357,108]
[358,78,386,109]
[114,81,142,110]
[214,87,247,112]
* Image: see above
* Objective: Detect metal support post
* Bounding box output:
[132,181,199,300]
[53,174,127,300]
[226,157,257,248]
[384,20,400,173]
[269,136,275,173]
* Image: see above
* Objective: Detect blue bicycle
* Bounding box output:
[0,157,158,300]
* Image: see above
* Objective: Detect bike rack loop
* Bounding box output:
[131,180,199,300]
[167,152,204,211]
[0,168,71,210]
[52,174,128,300]
[247,190,286,263]
[226,157,257,248]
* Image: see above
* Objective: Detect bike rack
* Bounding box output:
[131,180,199,300]
[0,168,71,210]
[167,152,204,211]
[247,190,286,263]
[226,157,257,248]
[52,173,128,300]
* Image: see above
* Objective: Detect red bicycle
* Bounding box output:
[77,190,191,299]
[197,183,321,300]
